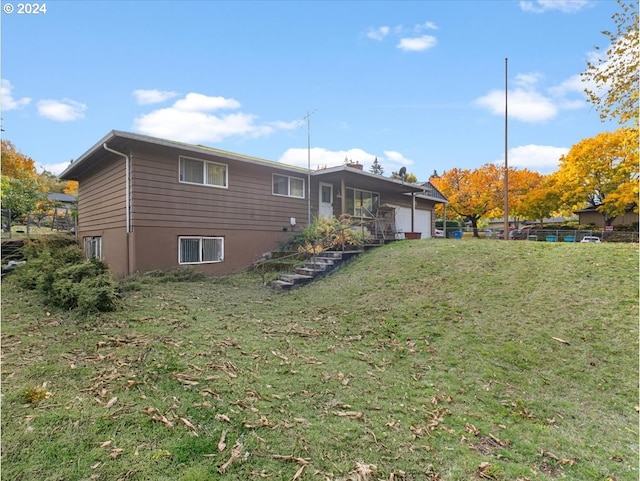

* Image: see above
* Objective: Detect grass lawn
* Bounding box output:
[1,239,638,480]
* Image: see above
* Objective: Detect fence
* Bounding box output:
[490,229,638,243]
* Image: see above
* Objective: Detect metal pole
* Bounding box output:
[503,58,509,240]
[304,110,317,225]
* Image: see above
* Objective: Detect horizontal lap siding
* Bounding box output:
[78,158,126,231]
[130,149,307,230]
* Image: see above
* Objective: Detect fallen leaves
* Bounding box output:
[218,441,243,474]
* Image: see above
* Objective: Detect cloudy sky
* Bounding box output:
[1,0,621,179]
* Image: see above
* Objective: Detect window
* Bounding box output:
[273,174,304,198]
[179,156,227,187]
[179,236,224,264]
[345,188,380,217]
[84,236,102,259]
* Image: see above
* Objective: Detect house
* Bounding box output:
[573,205,639,228]
[60,131,447,276]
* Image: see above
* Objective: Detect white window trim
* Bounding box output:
[179,156,228,188]
[272,173,305,199]
[178,236,224,265]
[84,236,102,260]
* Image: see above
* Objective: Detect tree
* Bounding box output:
[369,157,384,175]
[517,178,561,225]
[554,128,638,226]
[582,0,639,126]
[1,140,37,180]
[430,164,502,237]
[1,175,45,223]
[505,169,546,225]
[390,171,418,183]
[64,180,79,196]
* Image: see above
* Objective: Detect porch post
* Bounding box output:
[411,192,415,232]
[340,177,346,215]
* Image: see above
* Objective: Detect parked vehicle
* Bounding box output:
[497,229,524,240]
[434,228,445,238]
[580,236,601,243]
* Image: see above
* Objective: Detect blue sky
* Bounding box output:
[1,0,621,181]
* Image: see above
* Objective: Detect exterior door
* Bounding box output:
[319,182,333,217]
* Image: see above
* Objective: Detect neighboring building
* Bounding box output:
[573,205,639,228]
[60,131,447,276]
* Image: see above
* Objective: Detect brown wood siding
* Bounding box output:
[133,226,293,275]
[130,148,308,231]
[77,157,126,231]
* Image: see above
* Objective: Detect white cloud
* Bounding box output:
[498,144,569,173]
[133,89,179,105]
[475,88,558,122]
[172,93,241,112]
[519,0,590,13]
[397,35,437,52]
[278,147,413,174]
[474,70,590,122]
[367,26,390,41]
[1,79,31,110]
[37,161,72,176]
[415,21,438,32]
[133,92,296,143]
[37,98,86,121]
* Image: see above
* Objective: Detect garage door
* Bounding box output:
[395,207,431,238]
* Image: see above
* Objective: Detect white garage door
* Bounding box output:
[395,207,431,238]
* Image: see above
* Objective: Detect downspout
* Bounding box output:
[103,143,131,274]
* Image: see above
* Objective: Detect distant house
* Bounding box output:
[573,205,639,228]
[60,131,447,276]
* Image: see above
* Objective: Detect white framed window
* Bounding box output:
[273,174,305,198]
[178,236,224,264]
[84,236,102,259]
[179,156,227,188]
[346,188,380,217]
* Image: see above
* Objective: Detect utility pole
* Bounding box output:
[503,58,509,240]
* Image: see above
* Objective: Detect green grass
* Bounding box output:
[2,240,638,480]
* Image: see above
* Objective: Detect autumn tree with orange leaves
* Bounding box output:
[430,164,503,237]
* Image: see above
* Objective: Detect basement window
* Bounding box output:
[179,156,228,188]
[178,236,224,264]
[84,236,102,260]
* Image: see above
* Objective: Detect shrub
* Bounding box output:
[10,237,117,315]
[281,215,371,253]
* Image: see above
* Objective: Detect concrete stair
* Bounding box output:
[270,250,363,290]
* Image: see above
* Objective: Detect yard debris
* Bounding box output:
[292,464,306,480]
[332,411,364,419]
[244,416,273,429]
[551,337,570,345]
[272,454,310,465]
[105,396,118,409]
[344,462,377,481]
[172,373,200,386]
[218,441,243,473]
[144,407,174,429]
[179,417,197,431]
[215,413,232,423]
[477,461,497,479]
[217,430,227,451]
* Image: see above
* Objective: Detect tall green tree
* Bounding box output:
[582,0,639,126]
[369,157,384,175]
